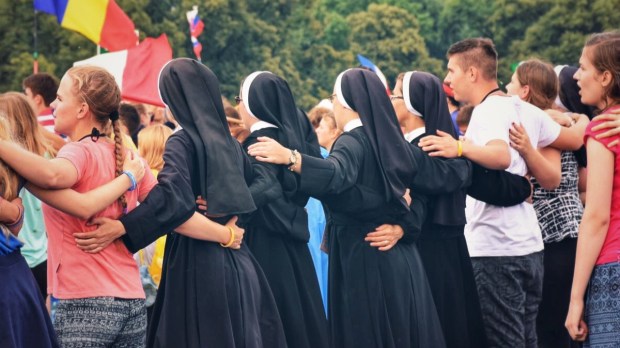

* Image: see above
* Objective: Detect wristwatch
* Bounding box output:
[287,149,299,170]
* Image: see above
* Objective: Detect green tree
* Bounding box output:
[347,4,442,86]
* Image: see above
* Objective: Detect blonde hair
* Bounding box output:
[0,92,56,157]
[138,125,172,172]
[66,66,127,211]
[0,116,20,238]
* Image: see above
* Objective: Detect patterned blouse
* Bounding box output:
[532,151,583,243]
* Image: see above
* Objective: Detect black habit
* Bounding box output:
[240,71,328,348]
[120,59,286,348]
[297,69,477,348]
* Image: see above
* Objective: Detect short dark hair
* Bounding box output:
[119,103,141,135]
[22,73,59,106]
[447,38,498,81]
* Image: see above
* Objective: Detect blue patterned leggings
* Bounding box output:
[54,297,146,347]
[584,261,620,348]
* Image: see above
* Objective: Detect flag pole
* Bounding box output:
[33,9,39,73]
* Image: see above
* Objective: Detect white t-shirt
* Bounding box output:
[464,95,561,257]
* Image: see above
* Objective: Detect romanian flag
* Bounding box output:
[34,0,137,51]
[74,35,173,107]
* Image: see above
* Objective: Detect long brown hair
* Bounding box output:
[0,116,20,238]
[516,59,558,110]
[138,125,172,172]
[66,66,127,211]
[0,92,56,157]
[585,32,620,110]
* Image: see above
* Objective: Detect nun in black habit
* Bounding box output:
[104,59,286,348]
[402,71,487,348]
[236,71,328,348]
[248,68,479,348]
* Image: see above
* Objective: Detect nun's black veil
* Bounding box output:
[559,66,595,119]
[338,68,414,207]
[407,71,458,139]
[158,58,255,215]
[244,72,319,157]
[405,71,466,226]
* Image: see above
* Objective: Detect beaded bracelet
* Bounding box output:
[123,170,138,191]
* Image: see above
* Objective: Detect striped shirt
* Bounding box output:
[38,107,55,133]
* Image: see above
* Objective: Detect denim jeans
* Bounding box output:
[471,251,544,348]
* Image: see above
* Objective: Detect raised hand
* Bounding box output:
[509,122,534,156]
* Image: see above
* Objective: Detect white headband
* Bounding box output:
[241,71,271,119]
[334,70,353,111]
[402,71,423,117]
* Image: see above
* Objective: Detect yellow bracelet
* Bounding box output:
[220,226,235,248]
[457,140,463,157]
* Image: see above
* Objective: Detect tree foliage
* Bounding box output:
[0,0,618,110]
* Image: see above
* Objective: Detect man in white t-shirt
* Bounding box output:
[419,38,587,347]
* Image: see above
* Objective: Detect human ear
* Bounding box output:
[600,70,612,88]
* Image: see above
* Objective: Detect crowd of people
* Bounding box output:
[0,31,619,348]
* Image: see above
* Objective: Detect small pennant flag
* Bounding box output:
[357,54,391,96]
[186,6,204,60]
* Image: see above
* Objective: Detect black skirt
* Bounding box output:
[245,226,328,348]
[0,250,58,348]
[146,233,287,348]
[417,225,487,348]
[328,219,446,348]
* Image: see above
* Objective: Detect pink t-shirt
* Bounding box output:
[584,105,620,265]
[43,139,157,299]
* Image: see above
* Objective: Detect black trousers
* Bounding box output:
[537,238,581,348]
[31,260,47,298]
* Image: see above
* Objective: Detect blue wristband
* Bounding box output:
[123,170,137,191]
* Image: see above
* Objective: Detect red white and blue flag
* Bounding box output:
[357,54,391,96]
[186,6,204,60]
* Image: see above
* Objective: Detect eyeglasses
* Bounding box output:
[328,94,337,102]
[390,95,404,101]
[234,96,242,105]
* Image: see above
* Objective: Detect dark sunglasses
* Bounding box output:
[234,96,242,105]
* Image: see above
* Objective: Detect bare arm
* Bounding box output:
[27,175,133,220]
[25,152,146,220]
[74,212,244,253]
[0,139,77,189]
[509,123,561,190]
[566,139,614,341]
[549,114,588,151]
[418,131,511,170]
[174,214,243,246]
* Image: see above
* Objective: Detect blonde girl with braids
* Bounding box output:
[0,66,157,346]
[0,115,59,348]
